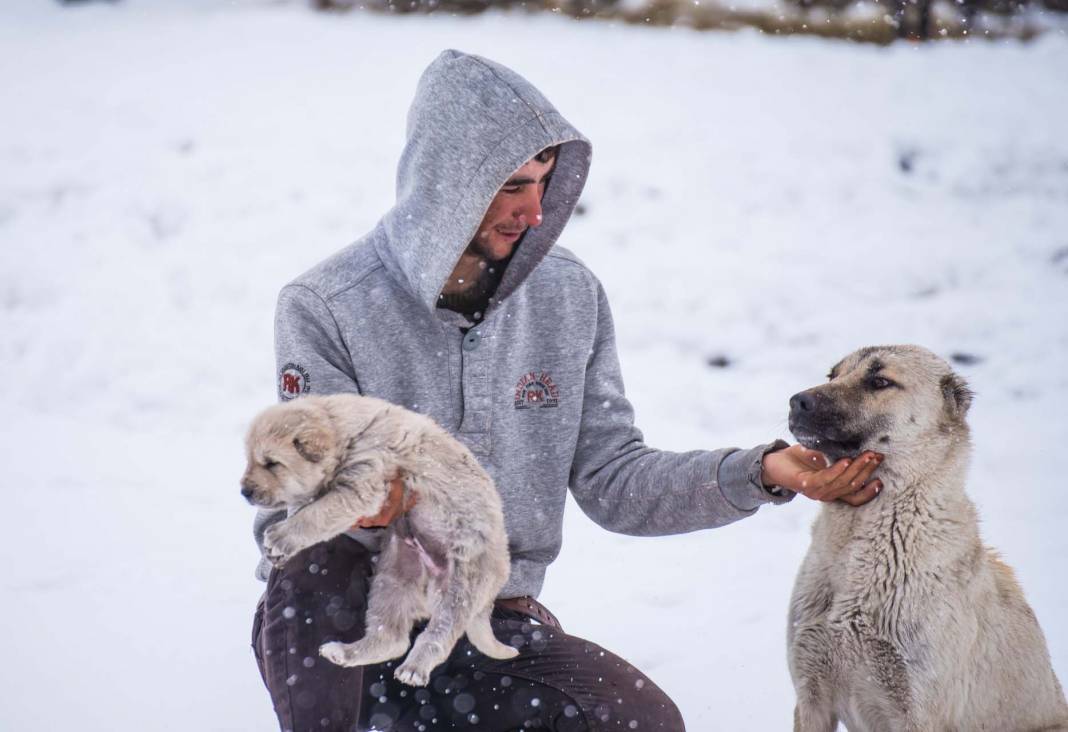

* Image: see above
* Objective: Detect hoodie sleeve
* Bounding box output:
[251,283,364,581]
[274,284,362,399]
[568,282,793,537]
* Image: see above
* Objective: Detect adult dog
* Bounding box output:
[240,393,517,686]
[786,345,1068,732]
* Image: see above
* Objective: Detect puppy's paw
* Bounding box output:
[320,637,410,668]
[264,547,287,568]
[319,641,360,667]
[394,660,431,687]
[263,524,302,566]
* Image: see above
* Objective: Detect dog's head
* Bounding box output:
[240,398,339,509]
[788,345,972,465]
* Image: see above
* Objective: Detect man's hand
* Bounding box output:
[350,476,417,529]
[762,444,883,507]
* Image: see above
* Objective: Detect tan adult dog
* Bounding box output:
[240,394,517,686]
[786,345,1068,732]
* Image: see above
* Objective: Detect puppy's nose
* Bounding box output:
[790,390,818,414]
[241,484,254,500]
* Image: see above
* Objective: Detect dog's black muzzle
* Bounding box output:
[788,388,863,461]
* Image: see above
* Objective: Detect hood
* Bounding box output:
[375,49,592,315]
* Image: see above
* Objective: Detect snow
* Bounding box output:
[1,2,1066,730]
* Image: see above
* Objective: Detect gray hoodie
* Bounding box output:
[254,50,791,597]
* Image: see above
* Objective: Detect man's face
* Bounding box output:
[470,153,556,262]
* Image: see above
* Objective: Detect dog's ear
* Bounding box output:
[293,422,332,463]
[940,372,973,418]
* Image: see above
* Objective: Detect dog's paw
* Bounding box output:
[394,660,431,687]
[320,637,410,668]
[319,641,361,667]
[264,547,287,568]
[263,524,301,566]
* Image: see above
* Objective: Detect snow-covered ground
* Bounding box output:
[2,2,1066,729]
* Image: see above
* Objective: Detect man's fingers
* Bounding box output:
[807,448,833,465]
[838,479,882,507]
[800,447,831,469]
[800,457,851,495]
[822,452,882,501]
[351,476,408,529]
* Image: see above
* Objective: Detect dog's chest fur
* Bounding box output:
[792,478,982,722]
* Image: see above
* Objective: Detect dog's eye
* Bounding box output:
[869,376,895,390]
[263,459,280,471]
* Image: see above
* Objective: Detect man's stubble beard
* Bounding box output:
[458,256,504,301]
[438,244,516,319]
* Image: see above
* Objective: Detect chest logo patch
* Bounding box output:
[278,362,311,401]
[514,370,559,409]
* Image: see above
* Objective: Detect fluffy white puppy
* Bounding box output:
[241,393,517,686]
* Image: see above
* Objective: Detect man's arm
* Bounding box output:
[274,284,362,399]
[567,282,795,537]
[567,283,881,537]
[253,283,363,580]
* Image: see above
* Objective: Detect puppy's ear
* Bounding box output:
[293,423,332,463]
[940,373,973,418]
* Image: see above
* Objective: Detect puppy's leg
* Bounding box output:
[261,507,337,566]
[264,482,389,565]
[394,557,481,687]
[320,535,425,667]
[465,603,518,660]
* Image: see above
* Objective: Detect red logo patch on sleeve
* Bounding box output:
[278,363,311,401]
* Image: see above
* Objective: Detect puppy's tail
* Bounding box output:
[467,606,519,660]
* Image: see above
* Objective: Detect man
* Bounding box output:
[251,50,881,731]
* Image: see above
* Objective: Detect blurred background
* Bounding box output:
[1,0,1065,729]
[57,0,1068,41]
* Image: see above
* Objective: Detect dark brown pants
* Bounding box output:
[252,535,685,731]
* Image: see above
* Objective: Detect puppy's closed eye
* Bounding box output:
[263,458,281,471]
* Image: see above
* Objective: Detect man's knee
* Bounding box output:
[255,536,374,731]
[477,622,686,730]
[583,679,685,731]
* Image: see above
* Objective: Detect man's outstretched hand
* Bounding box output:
[762,444,883,506]
[350,476,417,529]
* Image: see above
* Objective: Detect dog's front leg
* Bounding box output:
[789,625,838,732]
[264,487,385,565]
[793,700,837,732]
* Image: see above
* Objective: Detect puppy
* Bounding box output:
[786,345,1068,732]
[241,393,518,686]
